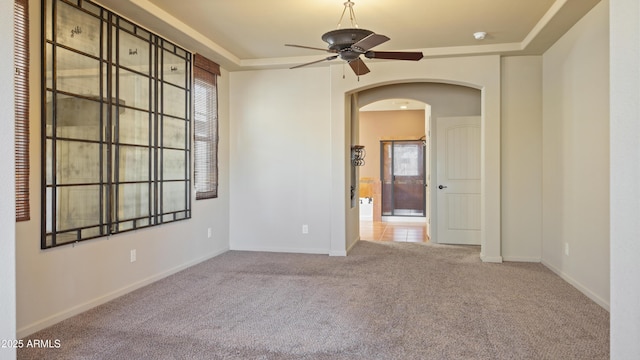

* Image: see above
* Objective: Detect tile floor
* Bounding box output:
[360,220,429,243]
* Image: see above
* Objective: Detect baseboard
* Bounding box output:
[230,245,329,255]
[502,256,541,263]
[541,259,610,311]
[343,237,359,256]
[480,255,503,263]
[17,247,229,339]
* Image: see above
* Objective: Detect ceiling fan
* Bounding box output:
[285,0,423,76]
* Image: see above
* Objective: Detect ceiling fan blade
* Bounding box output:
[349,58,370,76]
[351,33,390,52]
[364,51,424,61]
[290,55,339,69]
[285,44,337,53]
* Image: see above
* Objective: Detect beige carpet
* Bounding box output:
[18,241,609,359]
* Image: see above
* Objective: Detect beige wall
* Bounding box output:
[0,0,16,354]
[229,67,333,254]
[542,0,610,308]
[610,0,640,356]
[329,56,503,260]
[500,56,543,262]
[229,56,501,259]
[16,0,232,337]
[359,110,426,180]
[358,83,480,118]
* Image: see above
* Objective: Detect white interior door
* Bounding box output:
[436,117,481,245]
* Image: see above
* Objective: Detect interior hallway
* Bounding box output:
[360,219,429,242]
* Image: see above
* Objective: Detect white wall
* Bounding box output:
[228,57,501,260]
[541,0,610,309]
[229,67,333,254]
[501,56,543,262]
[16,2,231,338]
[610,0,640,357]
[0,0,16,357]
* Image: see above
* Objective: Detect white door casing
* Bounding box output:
[436,116,481,245]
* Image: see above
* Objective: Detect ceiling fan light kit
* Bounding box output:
[285,0,423,76]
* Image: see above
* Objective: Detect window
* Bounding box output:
[193,54,220,199]
[393,144,420,176]
[42,0,191,248]
[14,0,29,222]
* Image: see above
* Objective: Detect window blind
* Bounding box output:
[193,54,219,200]
[14,0,30,222]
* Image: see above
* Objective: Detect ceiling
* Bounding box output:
[360,99,426,112]
[95,0,601,71]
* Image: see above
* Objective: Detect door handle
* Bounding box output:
[438,185,447,189]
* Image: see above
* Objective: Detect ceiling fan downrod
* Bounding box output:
[337,0,359,29]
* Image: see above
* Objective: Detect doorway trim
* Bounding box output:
[328,55,502,263]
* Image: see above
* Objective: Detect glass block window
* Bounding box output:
[42,0,191,248]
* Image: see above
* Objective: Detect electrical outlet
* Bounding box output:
[564,243,569,256]
[207,228,212,238]
[130,249,137,263]
[302,224,309,234]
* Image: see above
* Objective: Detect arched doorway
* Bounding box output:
[327,56,502,262]
[355,84,481,244]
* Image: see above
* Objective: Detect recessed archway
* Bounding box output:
[351,82,482,242]
[354,83,481,245]
[327,56,502,262]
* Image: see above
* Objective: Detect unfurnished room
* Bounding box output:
[1,0,640,359]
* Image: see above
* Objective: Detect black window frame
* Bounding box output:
[41,0,192,248]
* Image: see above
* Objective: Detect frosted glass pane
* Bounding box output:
[56,185,102,231]
[52,96,103,141]
[46,140,53,185]
[56,0,102,57]
[162,182,186,213]
[56,140,101,185]
[45,0,53,41]
[118,183,150,220]
[118,146,149,182]
[162,149,186,180]
[56,47,101,96]
[81,226,102,239]
[45,44,53,89]
[163,50,186,87]
[162,83,186,118]
[55,231,79,245]
[119,108,150,146]
[118,68,150,110]
[162,118,186,149]
[118,30,150,74]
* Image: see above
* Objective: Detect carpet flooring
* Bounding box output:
[18,241,609,359]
